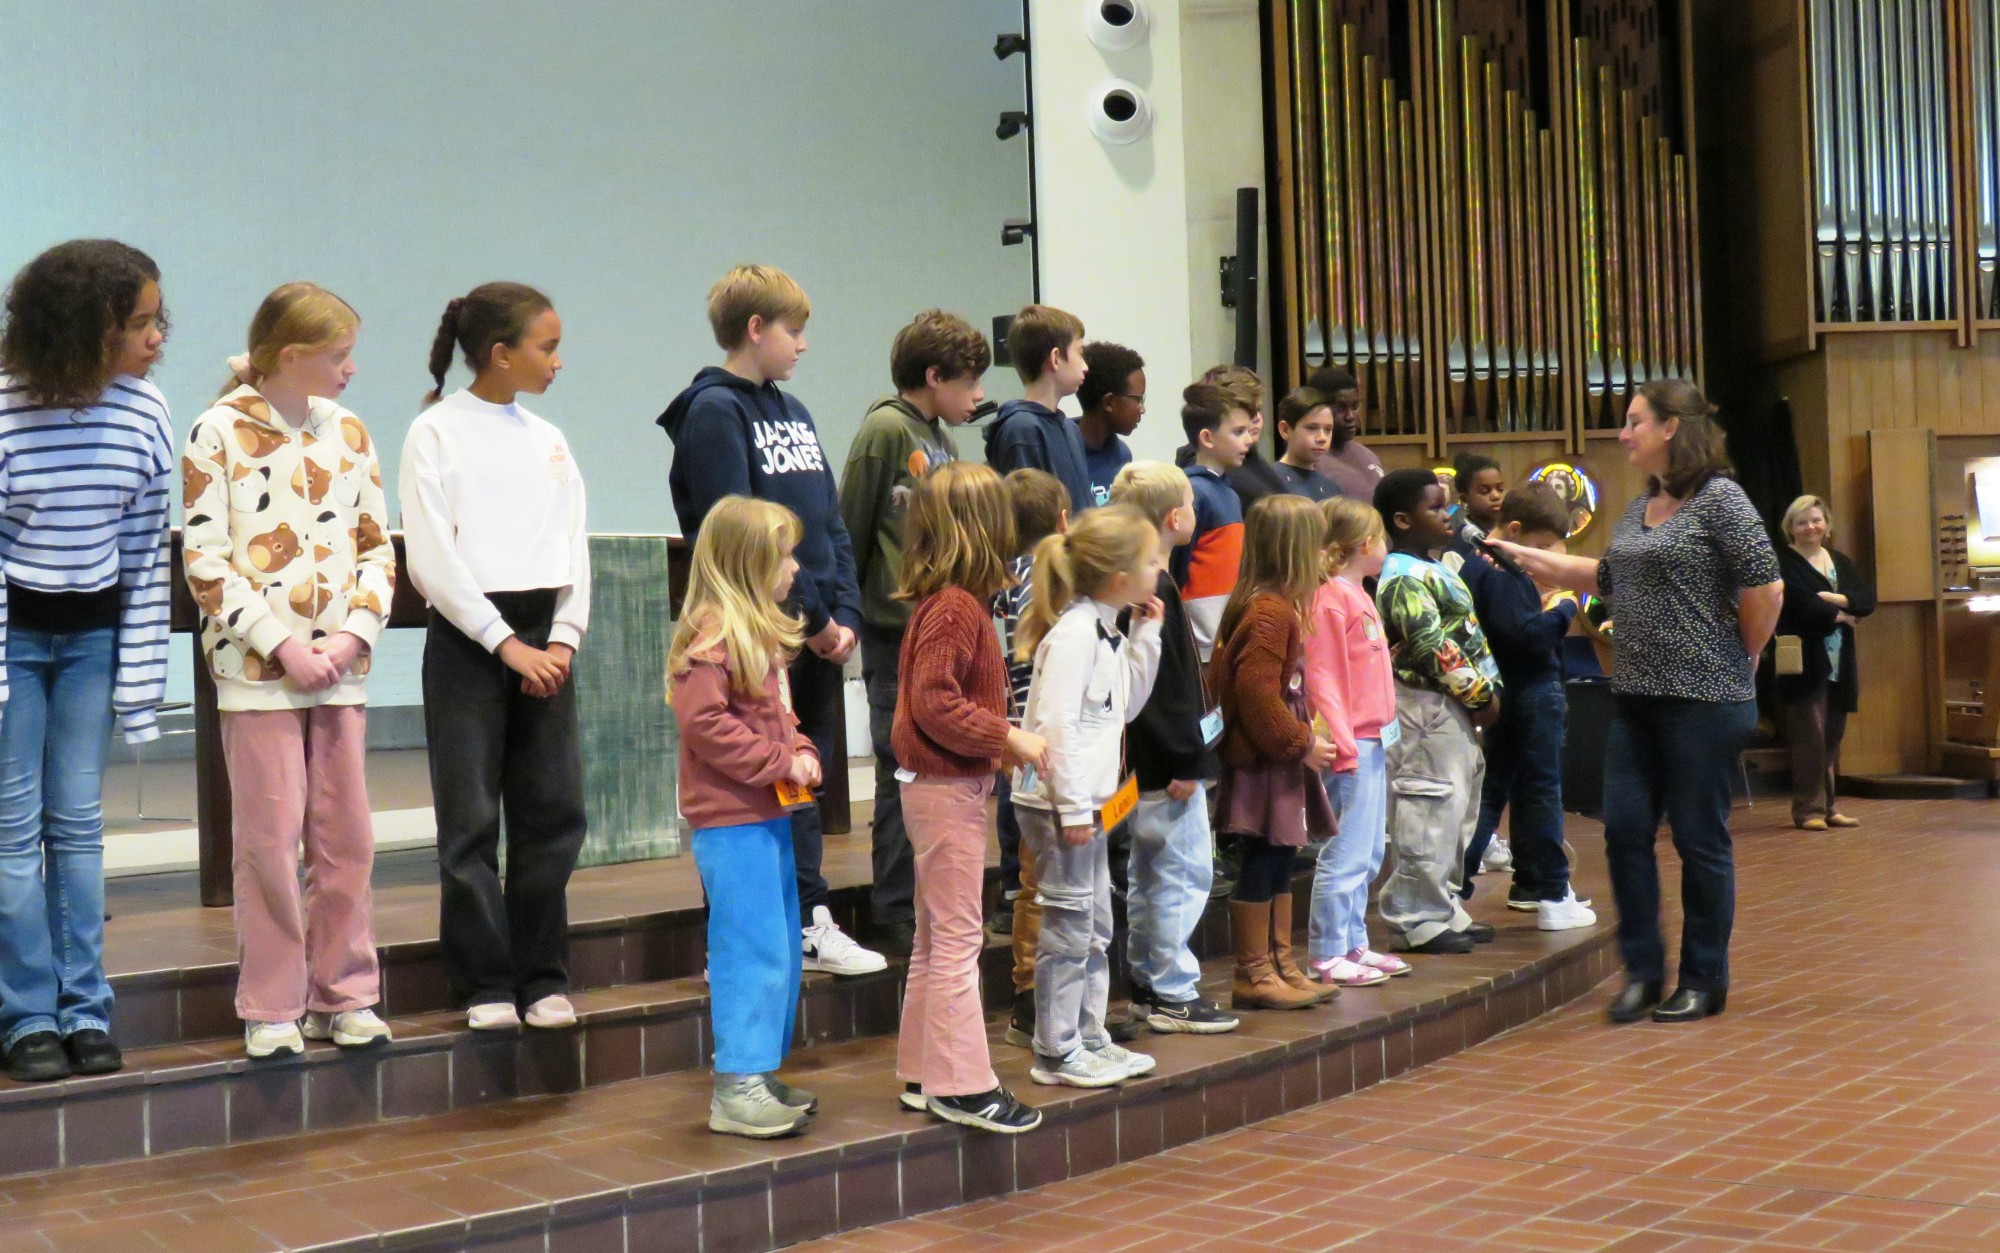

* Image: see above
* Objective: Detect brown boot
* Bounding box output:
[1231,900,1320,1011]
[1270,892,1336,1002]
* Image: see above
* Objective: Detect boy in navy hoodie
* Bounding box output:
[659,264,887,976]
[1453,483,1596,933]
[983,304,1094,515]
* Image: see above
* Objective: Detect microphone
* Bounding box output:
[969,400,1001,423]
[1459,519,1526,575]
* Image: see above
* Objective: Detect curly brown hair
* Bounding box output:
[1,240,165,409]
[890,309,991,391]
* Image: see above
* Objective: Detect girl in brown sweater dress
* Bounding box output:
[1209,495,1341,1010]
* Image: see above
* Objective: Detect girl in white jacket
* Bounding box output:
[1010,503,1163,1089]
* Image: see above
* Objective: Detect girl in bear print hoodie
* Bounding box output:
[181,283,395,1060]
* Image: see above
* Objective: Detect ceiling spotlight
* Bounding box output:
[996,110,1031,141]
[1001,219,1036,247]
[994,32,1028,60]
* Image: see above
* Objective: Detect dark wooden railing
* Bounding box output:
[168,531,846,907]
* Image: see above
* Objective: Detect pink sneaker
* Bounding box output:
[1350,947,1412,978]
[1312,955,1390,987]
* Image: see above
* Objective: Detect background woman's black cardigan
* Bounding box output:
[1770,546,1875,712]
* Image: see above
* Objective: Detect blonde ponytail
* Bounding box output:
[1013,504,1157,661]
[217,282,359,402]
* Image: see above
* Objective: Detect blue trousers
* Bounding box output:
[1467,677,1571,901]
[0,627,116,1048]
[1125,783,1212,1003]
[1310,739,1388,962]
[692,818,801,1075]
[1602,695,1757,992]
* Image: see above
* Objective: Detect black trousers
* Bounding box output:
[788,647,844,917]
[423,591,587,1008]
[860,622,915,926]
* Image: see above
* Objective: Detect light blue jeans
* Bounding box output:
[0,627,116,1048]
[1309,738,1387,963]
[1125,784,1212,1004]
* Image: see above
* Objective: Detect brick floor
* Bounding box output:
[799,796,2000,1252]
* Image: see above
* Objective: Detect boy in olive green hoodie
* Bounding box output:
[836,310,993,954]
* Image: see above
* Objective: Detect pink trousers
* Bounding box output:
[896,775,999,1098]
[221,705,381,1022]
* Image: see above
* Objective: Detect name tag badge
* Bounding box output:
[1200,707,1225,746]
[1379,718,1402,749]
[774,778,816,810]
[894,767,918,785]
[1017,762,1040,793]
[1100,774,1139,833]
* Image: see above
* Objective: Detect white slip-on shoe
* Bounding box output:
[524,995,577,1029]
[467,1002,521,1031]
[1537,891,1598,932]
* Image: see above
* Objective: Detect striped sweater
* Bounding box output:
[1172,464,1243,662]
[0,374,175,742]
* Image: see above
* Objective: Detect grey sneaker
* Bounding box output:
[764,1074,818,1113]
[301,1009,392,1049]
[1087,1038,1157,1078]
[709,1075,810,1139]
[1029,1045,1126,1088]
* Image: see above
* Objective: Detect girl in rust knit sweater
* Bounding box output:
[1210,494,1341,1011]
[890,463,1049,1134]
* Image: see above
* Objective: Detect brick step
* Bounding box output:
[0,941,1017,1181]
[0,901,1618,1253]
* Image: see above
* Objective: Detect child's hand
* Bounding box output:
[787,753,821,789]
[807,621,856,665]
[499,637,566,698]
[1060,823,1094,847]
[1129,596,1164,625]
[1166,779,1199,802]
[1471,695,1503,731]
[311,632,366,676]
[1003,728,1049,774]
[1303,736,1339,772]
[273,638,343,693]
[546,642,575,678]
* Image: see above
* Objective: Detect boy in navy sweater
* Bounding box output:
[983,304,1094,516]
[1454,484,1595,932]
[659,264,887,975]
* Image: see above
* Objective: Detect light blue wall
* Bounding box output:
[0,0,1034,707]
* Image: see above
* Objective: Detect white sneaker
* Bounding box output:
[245,1021,304,1058]
[1029,1045,1126,1088]
[467,1003,521,1031]
[1537,891,1598,932]
[302,1009,392,1048]
[1481,839,1514,873]
[524,994,577,1029]
[802,906,888,976]
[1088,1039,1156,1078]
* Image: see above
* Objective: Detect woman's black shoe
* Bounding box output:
[1405,929,1476,954]
[1652,987,1726,1023]
[1462,922,1496,944]
[1606,982,1663,1024]
[6,1031,70,1082]
[63,1029,122,1076]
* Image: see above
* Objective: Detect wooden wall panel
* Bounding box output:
[1868,429,1938,603]
[1845,604,1935,774]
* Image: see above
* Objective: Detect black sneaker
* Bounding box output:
[63,1029,122,1076]
[898,1081,927,1112]
[927,1086,1043,1134]
[5,1031,69,1082]
[1128,978,1156,1011]
[1400,929,1476,954]
[987,901,1014,935]
[1146,996,1240,1034]
[1107,1011,1145,1043]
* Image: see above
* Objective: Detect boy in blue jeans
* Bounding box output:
[1455,484,1596,931]
[1110,463,1239,1034]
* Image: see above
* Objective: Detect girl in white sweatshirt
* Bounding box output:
[399,282,590,1033]
[1010,503,1163,1089]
